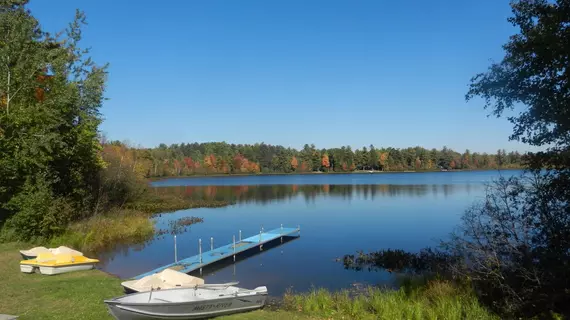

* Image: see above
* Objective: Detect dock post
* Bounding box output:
[233,235,236,262]
[210,237,214,251]
[199,239,202,263]
[199,238,202,275]
[259,230,263,251]
[174,235,178,263]
[239,230,241,242]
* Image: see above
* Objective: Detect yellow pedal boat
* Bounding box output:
[20,253,99,275]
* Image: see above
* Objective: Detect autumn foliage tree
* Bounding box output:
[290,156,298,171]
[183,157,195,175]
[321,154,330,171]
[232,154,245,173]
[142,142,524,177]
[415,158,422,170]
[204,154,217,173]
[378,152,389,170]
[173,159,182,175]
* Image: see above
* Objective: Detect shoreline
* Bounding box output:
[148,168,524,182]
[0,242,496,320]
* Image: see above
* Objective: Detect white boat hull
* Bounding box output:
[105,286,267,320]
[20,264,36,273]
[39,263,95,275]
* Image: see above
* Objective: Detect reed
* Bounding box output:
[283,280,498,320]
[50,209,155,253]
[50,193,227,253]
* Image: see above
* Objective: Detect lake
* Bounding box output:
[99,170,520,296]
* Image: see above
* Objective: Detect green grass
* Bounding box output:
[49,208,156,253]
[0,242,123,320]
[0,242,311,320]
[282,281,499,320]
[0,241,498,320]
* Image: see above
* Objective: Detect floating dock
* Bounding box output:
[133,225,300,279]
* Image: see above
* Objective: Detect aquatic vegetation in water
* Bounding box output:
[125,193,230,214]
[156,216,204,236]
[343,248,457,276]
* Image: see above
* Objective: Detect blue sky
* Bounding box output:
[28,0,538,153]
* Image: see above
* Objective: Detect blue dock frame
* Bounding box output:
[133,225,300,279]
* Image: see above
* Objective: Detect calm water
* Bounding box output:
[99,170,520,296]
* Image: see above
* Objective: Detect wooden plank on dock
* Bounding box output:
[133,226,300,279]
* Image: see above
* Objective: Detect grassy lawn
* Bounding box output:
[0,242,496,320]
[0,242,310,320]
[0,242,123,319]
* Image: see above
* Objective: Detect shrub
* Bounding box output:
[1,179,74,241]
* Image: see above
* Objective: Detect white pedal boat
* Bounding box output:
[19,251,58,273]
[104,284,268,320]
[121,269,205,293]
[20,264,36,274]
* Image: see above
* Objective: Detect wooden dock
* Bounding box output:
[133,225,300,279]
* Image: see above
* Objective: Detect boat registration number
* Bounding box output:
[193,302,232,311]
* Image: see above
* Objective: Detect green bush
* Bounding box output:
[1,179,74,242]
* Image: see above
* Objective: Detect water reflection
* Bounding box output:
[188,237,300,280]
[152,183,481,205]
[99,172,503,294]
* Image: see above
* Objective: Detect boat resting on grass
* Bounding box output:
[104,284,268,320]
[20,252,59,273]
[122,269,204,293]
[19,246,83,260]
[20,253,98,275]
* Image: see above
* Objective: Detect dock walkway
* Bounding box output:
[133,226,300,279]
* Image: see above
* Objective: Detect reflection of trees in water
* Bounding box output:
[95,239,153,271]
[153,184,481,205]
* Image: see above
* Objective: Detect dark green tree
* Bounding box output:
[361,147,369,169]
[369,145,378,170]
[0,1,107,239]
[464,0,570,317]
[466,0,569,173]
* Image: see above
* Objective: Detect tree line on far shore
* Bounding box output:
[105,141,526,177]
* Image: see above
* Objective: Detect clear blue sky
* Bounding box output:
[29,0,538,153]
